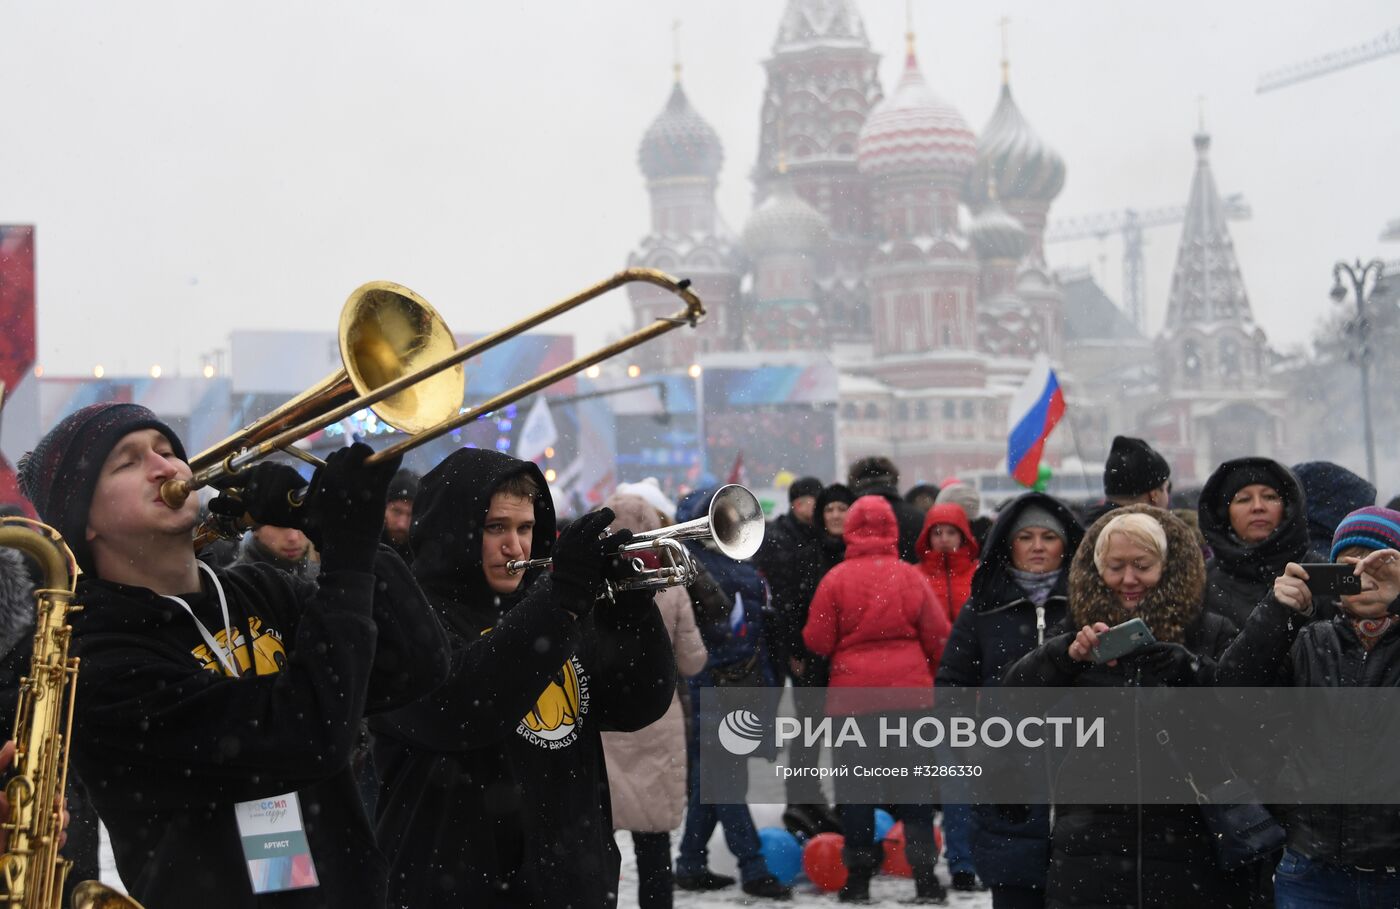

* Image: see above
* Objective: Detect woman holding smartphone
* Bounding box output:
[1002,506,1248,908]
[1215,506,1400,909]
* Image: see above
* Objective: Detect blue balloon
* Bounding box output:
[758,826,803,886]
[874,809,895,843]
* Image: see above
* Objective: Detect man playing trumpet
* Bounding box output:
[370,448,676,907]
[16,402,450,909]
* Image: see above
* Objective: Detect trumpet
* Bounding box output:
[507,484,765,592]
[161,268,705,509]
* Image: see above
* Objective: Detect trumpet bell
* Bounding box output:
[341,282,466,434]
[708,484,766,562]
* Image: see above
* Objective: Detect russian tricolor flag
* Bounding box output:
[1006,355,1066,487]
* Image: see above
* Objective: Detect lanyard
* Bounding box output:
[165,562,242,677]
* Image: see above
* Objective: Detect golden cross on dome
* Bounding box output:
[906,0,916,60]
[672,19,682,82]
[1000,15,1011,84]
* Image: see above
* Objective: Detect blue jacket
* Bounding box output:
[678,487,774,687]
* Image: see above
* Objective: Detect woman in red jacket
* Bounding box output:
[804,495,952,903]
[916,502,981,625]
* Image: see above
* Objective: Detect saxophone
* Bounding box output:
[0,517,142,908]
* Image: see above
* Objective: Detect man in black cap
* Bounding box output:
[1083,435,1172,524]
[382,468,419,563]
[16,402,449,909]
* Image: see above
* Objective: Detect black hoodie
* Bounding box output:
[1198,457,1320,629]
[66,543,449,909]
[370,449,675,909]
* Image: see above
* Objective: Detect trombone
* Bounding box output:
[161,268,705,508]
[506,485,766,592]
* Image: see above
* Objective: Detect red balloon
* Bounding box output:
[881,822,911,877]
[879,820,944,877]
[802,832,848,892]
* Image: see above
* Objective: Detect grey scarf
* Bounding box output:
[1007,566,1061,607]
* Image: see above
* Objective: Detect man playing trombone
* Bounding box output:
[16,402,451,909]
[369,448,676,908]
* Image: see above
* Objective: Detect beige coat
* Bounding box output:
[600,494,709,833]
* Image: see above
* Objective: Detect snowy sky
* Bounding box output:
[2,1,1397,377]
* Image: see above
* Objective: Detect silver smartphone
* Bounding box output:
[1092,617,1155,663]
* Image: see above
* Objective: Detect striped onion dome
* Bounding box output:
[964,81,1065,208]
[856,47,977,182]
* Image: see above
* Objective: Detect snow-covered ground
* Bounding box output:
[100,807,996,907]
[617,804,994,908]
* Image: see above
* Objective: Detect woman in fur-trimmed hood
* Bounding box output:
[1067,504,1209,647]
[1003,505,1251,909]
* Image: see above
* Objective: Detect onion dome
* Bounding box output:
[638,81,723,181]
[968,187,1029,260]
[856,45,977,181]
[964,81,1065,208]
[742,176,829,256]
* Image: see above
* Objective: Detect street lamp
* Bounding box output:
[1330,258,1385,484]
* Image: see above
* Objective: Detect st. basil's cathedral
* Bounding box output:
[625,0,1283,491]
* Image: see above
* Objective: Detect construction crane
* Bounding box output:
[1257,26,1400,93]
[1257,28,1400,241]
[1044,194,1252,332]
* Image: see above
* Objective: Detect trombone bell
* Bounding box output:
[341,283,465,435]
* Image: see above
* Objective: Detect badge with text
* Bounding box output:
[233,792,319,893]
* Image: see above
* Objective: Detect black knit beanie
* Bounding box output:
[387,469,421,503]
[1218,464,1285,511]
[16,403,185,572]
[1103,435,1171,497]
[788,476,823,504]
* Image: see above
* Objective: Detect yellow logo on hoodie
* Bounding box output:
[191,616,287,677]
[517,655,588,749]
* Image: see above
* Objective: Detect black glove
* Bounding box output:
[304,443,402,559]
[602,529,637,583]
[1123,642,1201,685]
[208,463,309,529]
[550,508,616,614]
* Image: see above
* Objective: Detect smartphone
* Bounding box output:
[1299,563,1363,596]
[1093,617,1156,663]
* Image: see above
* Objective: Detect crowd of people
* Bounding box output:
[1,403,1400,908]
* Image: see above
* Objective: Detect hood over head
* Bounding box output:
[676,485,717,525]
[1199,457,1310,580]
[411,448,555,616]
[1292,461,1376,554]
[917,502,979,561]
[1070,503,1205,644]
[969,493,1084,604]
[843,495,899,557]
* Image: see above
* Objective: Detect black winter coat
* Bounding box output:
[68,546,449,909]
[934,493,1084,890]
[371,450,675,909]
[1216,595,1400,867]
[1198,458,1321,629]
[755,511,826,673]
[1002,505,1248,909]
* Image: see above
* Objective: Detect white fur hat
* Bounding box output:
[614,477,677,522]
